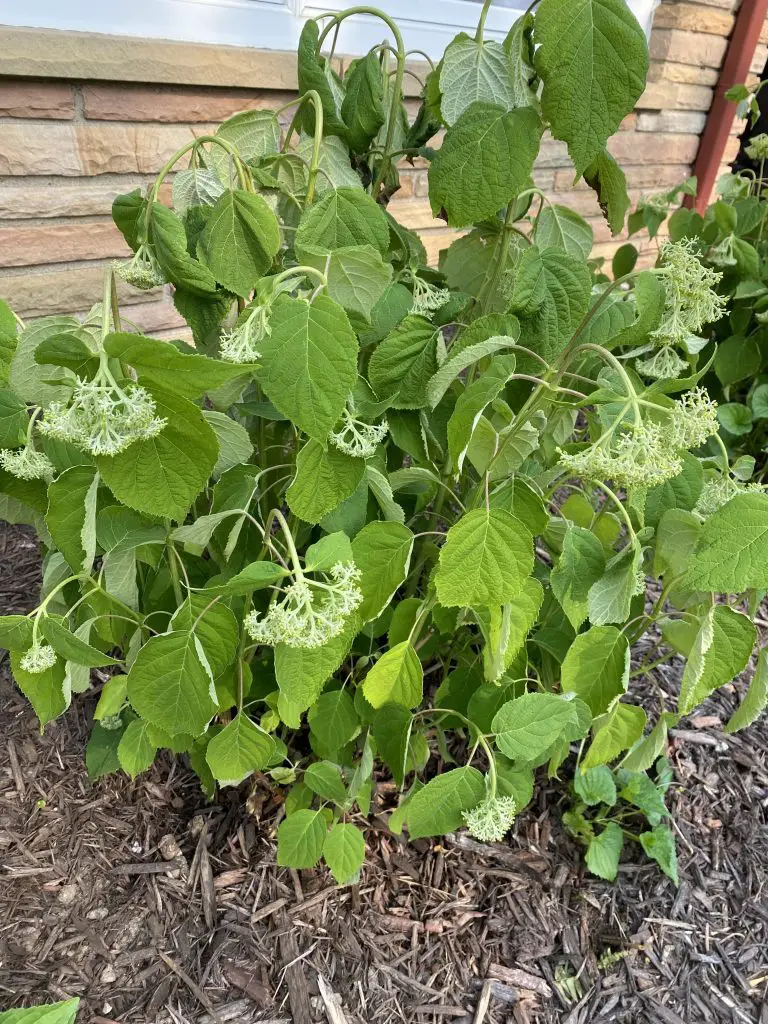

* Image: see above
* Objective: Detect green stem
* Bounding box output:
[592,481,637,543]
[475,201,516,316]
[712,431,731,475]
[101,268,113,347]
[272,264,328,290]
[271,508,304,577]
[475,0,493,42]
[278,91,324,205]
[165,522,183,605]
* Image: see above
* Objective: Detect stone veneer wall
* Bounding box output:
[0,0,764,335]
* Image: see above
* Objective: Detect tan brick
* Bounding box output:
[413,171,430,198]
[637,110,708,133]
[0,266,163,318]
[608,131,700,165]
[535,137,571,170]
[82,84,296,123]
[650,29,728,69]
[124,299,188,334]
[0,81,75,119]
[0,125,81,175]
[0,178,167,220]
[0,222,129,269]
[392,173,415,200]
[75,125,214,175]
[751,43,768,75]
[723,135,741,162]
[639,81,714,112]
[653,3,734,36]
[419,229,466,267]
[552,163,694,192]
[646,60,720,87]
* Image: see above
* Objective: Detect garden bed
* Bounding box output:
[1,523,767,1024]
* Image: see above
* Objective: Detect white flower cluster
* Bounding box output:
[329,406,388,459]
[220,303,270,364]
[559,420,683,489]
[746,133,768,162]
[694,475,765,517]
[463,795,517,843]
[635,346,688,381]
[667,387,719,450]
[651,239,726,349]
[245,561,362,649]
[20,642,57,674]
[38,379,166,457]
[0,446,55,482]
[408,273,451,318]
[112,244,166,291]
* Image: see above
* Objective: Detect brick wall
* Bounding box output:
[0,0,763,335]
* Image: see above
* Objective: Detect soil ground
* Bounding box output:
[1,523,767,1024]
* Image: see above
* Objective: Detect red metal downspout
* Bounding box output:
[686,0,768,213]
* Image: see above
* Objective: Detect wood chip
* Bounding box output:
[488,964,552,999]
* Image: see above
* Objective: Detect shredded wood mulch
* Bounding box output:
[2,524,768,1024]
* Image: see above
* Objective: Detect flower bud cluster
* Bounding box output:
[652,239,726,349]
[559,420,683,489]
[220,303,270,364]
[666,387,719,450]
[245,561,362,649]
[694,475,765,517]
[20,642,57,674]
[407,272,451,318]
[329,405,388,459]
[635,346,688,381]
[112,244,166,291]
[39,379,166,457]
[463,795,517,843]
[0,446,55,482]
[746,133,768,161]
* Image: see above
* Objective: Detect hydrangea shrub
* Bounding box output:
[0,1,767,885]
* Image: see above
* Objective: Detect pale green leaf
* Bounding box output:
[117,719,157,779]
[40,615,118,668]
[46,466,99,574]
[308,689,359,752]
[535,204,593,258]
[447,355,517,472]
[362,641,423,709]
[11,650,67,727]
[323,822,365,885]
[296,187,389,255]
[274,615,359,724]
[287,439,365,524]
[439,33,517,125]
[258,293,358,441]
[277,808,327,868]
[171,595,239,677]
[304,760,348,805]
[504,13,538,107]
[587,545,642,626]
[550,525,606,629]
[94,675,128,721]
[172,166,224,216]
[585,821,623,881]
[127,631,217,736]
[9,316,80,406]
[653,509,701,579]
[435,508,533,609]
[561,625,629,716]
[365,466,405,524]
[203,411,254,477]
[198,189,280,296]
[639,824,678,884]
[295,135,362,193]
[726,646,768,733]
[582,702,646,769]
[574,765,617,806]
[426,333,519,409]
[492,692,574,762]
[534,0,648,174]
[212,109,281,178]
[206,712,275,785]
[299,244,392,321]
[0,999,80,1024]
[0,389,28,448]
[685,493,768,592]
[407,765,485,839]
[679,605,755,715]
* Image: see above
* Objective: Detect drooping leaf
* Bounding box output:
[198,189,280,297]
[341,51,385,151]
[296,19,348,139]
[447,355,518,472]
[149,202,217,295]
[40,616,118,668]
[678,605,755,715]
[287,439,365,524]
[534,0,648,174]
[428,102,543,227]
[362,641,423,709]
[439,33,517,125]
[406,765,485,839]
[127,631,217,736]
[323,822,365,885]
[206,712,275,785]
[583,148,630,235]
[426,332,519,409]
[351,521,414,623]
[308,689,359,753]
[561,625,629,716]
[10,651,67,727]
[726,646,768,733]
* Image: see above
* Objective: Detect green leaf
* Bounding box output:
[447,355,517,472]
[97,505,165,554]
[172,166,225,216]
[493,692,575,762]
[435,508,533,609]
[362,641,423,709]
[407,765,485,839]
[561,625,629,716]
[372,703,413,787]
[653,509,701,579]
[305,532,353,573]
[40,616,118,668]
[582,703,646,769]
[287,439,365,524]
[296,187,389,255]
[476,579,543,683]
[0,300,19,386]
[205,712,275,785]
[504,13,538,108]
[86,722,123,779]
[0,389,28,447]
[428,102,543,227]
[678,605,755,715]
[258,294,357,442]
[94,675,128,721]
[639,824,678,884]
[204,411,254,477]
[197,189,280,297]
[296,20,348,139]
[277,808,327,869]
[274,615,359,724]
[0,999,81,1024]
[534,0,648,174]
[9,316,81,407]
[439,33,517,126]
[0,615,34,651]
[304,760,348,805]
[96,388,218,523]
[726,646,768,733]
[510,247,591,366]
[46,466,99,573]
[295,135,362,193]
[574,765,617,806]
[550,525,606,629]
[427,332,519,409]
[685,493,768,592]
[127,631,217,736]
[171,595,239,677]
[10,650,67,727]
[368,316,438,410]
[308,689,359,752]
[299,243,392,322]
[644,452,703,529]
[535,204,593,259]
[210,109,281,180]
[351,521,414,623]
[583,149,630,235]
[104,333,256,400]
[117,719,157,779]
[323,823,365,885]
[587,545,642,626]
[341,51,385,151]
[619,772,668,824]
[585,821,624,881]
[149,202,217,295]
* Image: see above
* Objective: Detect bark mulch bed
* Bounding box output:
[1,524,767,1024]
